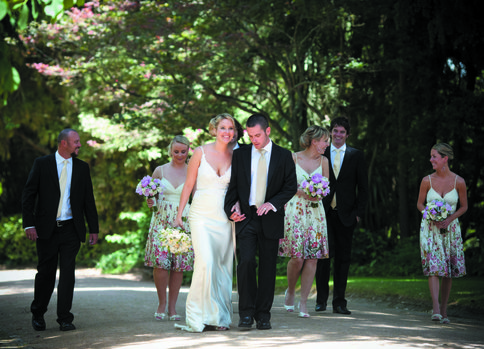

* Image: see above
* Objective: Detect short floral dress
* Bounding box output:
[420,175,466,277]
[144,173,194,272]
[278,157,329,259]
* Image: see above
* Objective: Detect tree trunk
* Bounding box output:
[397,70,409,238]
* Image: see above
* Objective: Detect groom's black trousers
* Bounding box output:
[236,207,279,321]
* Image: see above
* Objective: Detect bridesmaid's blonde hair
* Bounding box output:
[300,125,330,149]
[209,113,235,137]
[168,135,190,156]
[432,143,454,163]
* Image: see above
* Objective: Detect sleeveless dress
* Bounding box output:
[278,157,329,259]
[420,175,466,278]
[144,171,194,272]
[176,147,233,332]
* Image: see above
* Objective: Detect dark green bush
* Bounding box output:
[351,235,424,277]
[96,211,150,274]
[0,215,37,266]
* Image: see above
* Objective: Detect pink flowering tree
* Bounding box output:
[19,0,348,148]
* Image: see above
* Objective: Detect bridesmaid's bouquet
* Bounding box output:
[422,199,454,234]
[159,227,193,255]
[300,173,330,208]
[135,175,164,211]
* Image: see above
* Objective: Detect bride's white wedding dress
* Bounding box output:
[176,147,233,332]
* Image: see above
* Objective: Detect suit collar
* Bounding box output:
[55,151,73,165]
[331,143,346,153]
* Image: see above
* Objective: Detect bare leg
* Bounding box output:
[428,276,440,315]
[440,277,452,318]
[153,268,169,314]
[299,259,317,314]
[286,258,304,306]
[167,271,183,316]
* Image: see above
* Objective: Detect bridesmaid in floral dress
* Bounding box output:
[279,125,331,318]
[145,135,194,321]
[417,143,467,324]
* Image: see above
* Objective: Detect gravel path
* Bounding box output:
[1,269,483,349]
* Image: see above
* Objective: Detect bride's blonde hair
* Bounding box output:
[209,113,235,137]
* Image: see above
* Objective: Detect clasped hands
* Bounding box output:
[230,201,274,222]
[434,218,451,231]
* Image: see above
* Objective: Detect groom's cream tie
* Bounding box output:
[57,159,68,219]
[330,149,341,209]
[255,149,267,208]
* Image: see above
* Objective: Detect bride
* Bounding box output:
[173,113,236,332]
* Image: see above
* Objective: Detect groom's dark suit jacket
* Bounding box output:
[322,146,368,227]
[22,153,99,242]
[224,142,297,239]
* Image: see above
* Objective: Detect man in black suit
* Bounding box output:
[224,114,297,330]
[22,128,99,331]
[315,116,368,315]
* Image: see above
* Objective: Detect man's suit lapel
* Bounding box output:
[48,154,61,195]
[70,158,77,194]
[267,143,280,187]
[241,146,251,186]
[325,148,336,181]
[339,146,354,176]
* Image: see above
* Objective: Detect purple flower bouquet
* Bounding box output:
[300,173,330,208]
[135,175,163,211]
[423,198,454,234]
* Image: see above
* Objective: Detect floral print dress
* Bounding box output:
[420,175,466,277]
[144,176,194,272]
[278,158,329,259]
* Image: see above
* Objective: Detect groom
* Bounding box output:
[224,113,297,330]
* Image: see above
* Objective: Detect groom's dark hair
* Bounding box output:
[246,113,269,130]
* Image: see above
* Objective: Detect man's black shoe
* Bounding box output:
[315,302,327,312]
[59,321,76,331]
[238,316,253,329]
[256,320,272,330]
[333,305,351,315]
[32,315,46,331]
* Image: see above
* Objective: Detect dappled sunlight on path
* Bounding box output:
[1,269,483,349]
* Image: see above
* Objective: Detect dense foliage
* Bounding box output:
[1,0,482,275]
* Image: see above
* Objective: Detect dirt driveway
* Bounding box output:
[1,269,483,349]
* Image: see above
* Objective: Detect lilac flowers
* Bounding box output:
[423,199,453,234]
[300,173,330,208]
[135,176,164,212]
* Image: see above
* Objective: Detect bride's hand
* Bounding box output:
[173,217,184,229]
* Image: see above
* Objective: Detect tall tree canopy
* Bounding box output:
[2,0,483,273]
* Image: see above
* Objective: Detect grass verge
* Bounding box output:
[275,275,484,315]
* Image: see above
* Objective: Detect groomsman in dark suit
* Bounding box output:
[315,116,368,315]
[22,129,99,331]
[224,114,297,330]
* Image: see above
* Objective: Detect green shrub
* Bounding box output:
[96,211,150,274]
[0,215,37,266]
[351,235,423,277]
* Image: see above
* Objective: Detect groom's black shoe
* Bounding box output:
[32,315,46,331]
[315,302,327,312]
[256,319,272,330]
[333,305,351,315]
[238,316,253,329]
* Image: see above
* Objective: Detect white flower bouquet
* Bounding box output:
[159,227,193,255]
